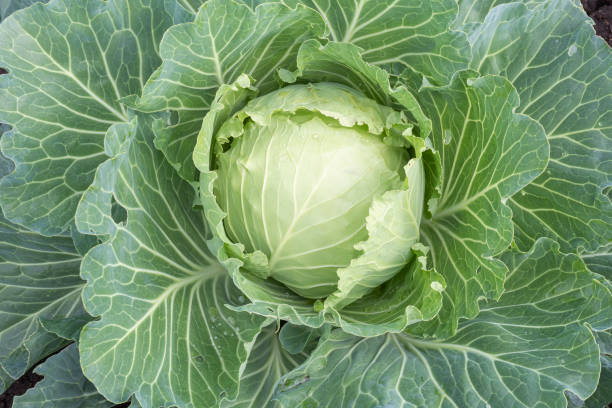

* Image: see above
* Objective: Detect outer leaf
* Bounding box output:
[0,126,14,174]
[77,114,267,408]
[583,242,612,280]
[275,239,610,408]
[279,323,322,355]
[39,315,93,342]
[75,120,135,238]
[129,399,143,408]
[173,0,207,15]
[583,356,612,408]
[453,0,543,27]
[570,330,612,408]
[69,223,99,256]
[220,325,308,408]
[136,0,326,181]
[0,0,48,21]
[0,0,193,235]
[498,241,612,333]
[12,343,114,408]
[416,71,548,337]
[595,329,612,355]
[288,40,433,140]
[139,0,325,112]
[0,207,85,393]
[467,0,612,254]
[286,0,470,85]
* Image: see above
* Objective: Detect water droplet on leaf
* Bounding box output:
[208,307,220,322]
[430,281,444,292]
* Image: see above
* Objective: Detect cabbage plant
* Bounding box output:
[0,0,610,407]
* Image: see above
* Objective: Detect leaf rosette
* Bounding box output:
[193,41,447,337]
[0,0,609,407]
[164,0,551,337]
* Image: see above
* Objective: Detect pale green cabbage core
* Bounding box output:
[214,83,409,299]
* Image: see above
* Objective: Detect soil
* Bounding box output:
[0,2,610,408]
[0,361,130,407]
[0,368,43,408]
[583,0,612,45]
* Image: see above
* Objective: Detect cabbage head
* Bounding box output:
[214,83,421,300]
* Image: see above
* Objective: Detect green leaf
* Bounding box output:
[279,323,322,355]
[286,0,470,85]
[12,343,114,408]
[583,243,612,280]
[583,356,612,408]
[325,157,425,310]
[498,241,612,333]
[77,113,268,407]
[129,399,143,408]
[0,0,193,235]
[39,315,93,342]
[0,127,14,177]
[139,0,325,112]
[2,111,86,392]
[453,0,543,27]
[274,239,610,408]
[75,120,135,238]
[595,329,612,355]
[136,0,326,181]
[0,213,85,393]
[466,0,612,255]
[0,0,48,21]
[69,222,99,256]
[174,0,207,15]
[416,71,548,337]
[221,325,308,408]
[289,40,433,140]
[568,330,612,408]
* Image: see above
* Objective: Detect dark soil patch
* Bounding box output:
[0,368,43,408]
[582,0,612,45]
[0,365,131,407]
